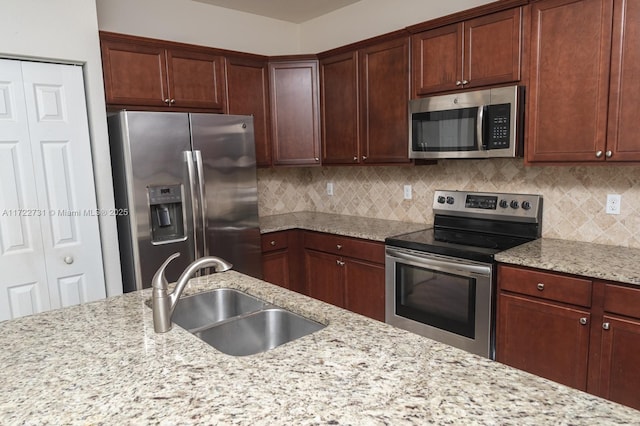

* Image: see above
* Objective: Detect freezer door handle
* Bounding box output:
[194,150,208,257]
[185,151,202,258]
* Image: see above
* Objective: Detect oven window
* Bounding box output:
[412,107,478,152]
[395,262,476,339]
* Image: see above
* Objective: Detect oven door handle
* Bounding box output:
[387,249,491,277]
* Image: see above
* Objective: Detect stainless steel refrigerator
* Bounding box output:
[108,111,262,292]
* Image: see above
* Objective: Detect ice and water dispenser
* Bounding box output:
[148,184,185,243]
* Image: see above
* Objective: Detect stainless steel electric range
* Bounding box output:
[385,190,543,359]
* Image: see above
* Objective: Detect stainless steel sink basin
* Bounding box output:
[195,308,325,356]
[171,288,266,331]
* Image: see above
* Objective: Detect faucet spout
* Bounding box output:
[152,253,232,333]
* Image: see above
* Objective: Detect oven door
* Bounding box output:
[385,246,494,358]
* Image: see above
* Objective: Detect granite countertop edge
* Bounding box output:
[496,238,640,286]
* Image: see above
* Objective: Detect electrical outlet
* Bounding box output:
[403,185,412,200]
[606,194,621,215]
[327,182,334,196]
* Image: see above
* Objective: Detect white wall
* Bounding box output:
[95,0,300,55]
[96,0,496,55]
[300,0,496,52]
[0,0,122,297]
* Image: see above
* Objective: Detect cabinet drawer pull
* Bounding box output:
[579,317,588,325]
[536,283,545,291]
[270,240,276,246]
[602,322,610,330]
[336,244,342,250]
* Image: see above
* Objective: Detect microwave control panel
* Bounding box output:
[485,103,511,150]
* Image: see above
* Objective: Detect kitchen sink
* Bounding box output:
[168,288,325,356]
[195,308,325,356]
[171,288,266,331]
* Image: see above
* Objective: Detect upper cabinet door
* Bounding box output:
[226,56,272,167]
[320,51,360,165]
[359,37,411,164]
[526,0,613,162]
[464,8,522,89]
[412,23,462,96]
[100,39,169,107]
[166,49,225,110]
[412,7,523,97]
[606,0,640,161]
[269,60,321,166]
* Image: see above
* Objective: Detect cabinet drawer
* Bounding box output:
[604,284,640,319]
[261,231,289,253]
[303,231,384,264]
[499,265,592,307]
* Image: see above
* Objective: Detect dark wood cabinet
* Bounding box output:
[226,56,272,167]
[303,231,385,321]
[527,0,640,163]
[320,36,411,165]
[497,264,640,410]
[100,32,225,111]
[411,8,522,96]
[359,37,411,164]
[320,52,360,164]
[268,60,321,166]
[260,230,305,294]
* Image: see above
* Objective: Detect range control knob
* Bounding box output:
[437,196,446,204]
[446,196,455,205]
[510,200,519,209]
[522,201,532,210]
[499,199,509,208]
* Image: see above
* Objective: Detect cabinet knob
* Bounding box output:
[353,156,358,161]
[579,317,588,325]
[64,256,74,265]
[362,155,367,161]
[336,244,342,250]
[455,80,462,86]
[164,98,170,104]
[462,80,469,85]
[602,322,610,330]
[605,150,612,158]
[314,157,319,162]
[169,99,175,104]
[596,150,603,158]
[536,283,545,291]
[336,260,345,266]
[270,240,276,246]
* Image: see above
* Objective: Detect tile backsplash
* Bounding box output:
[257,159,640,248]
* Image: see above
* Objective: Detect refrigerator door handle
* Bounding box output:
[185,150,202,259]
[194,150,208,257]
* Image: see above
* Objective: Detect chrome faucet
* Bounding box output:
[152,253,232,333]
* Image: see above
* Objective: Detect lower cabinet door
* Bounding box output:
[344,258,385,321]
[262,250,290,289]
[305,249,344,308]
[497,294,591,390]
[598,315,640,410]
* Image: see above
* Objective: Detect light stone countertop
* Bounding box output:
[496,238,640,286]
[1,271,639,425]
[259,211,428,241]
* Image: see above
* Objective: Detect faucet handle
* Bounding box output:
[152,252,180,290]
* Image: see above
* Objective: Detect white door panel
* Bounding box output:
[0,59,105,320]
[21,61,106,308]
[0,59,51,320]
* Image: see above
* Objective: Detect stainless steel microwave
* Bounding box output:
[409,85,524,159]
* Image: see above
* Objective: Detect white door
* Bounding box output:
[0,60,51,319]
[0,59,106,321]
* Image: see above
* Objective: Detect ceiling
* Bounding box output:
[192,0,363,23]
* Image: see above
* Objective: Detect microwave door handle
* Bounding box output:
[477,106,486,151]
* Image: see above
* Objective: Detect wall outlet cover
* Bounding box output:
[403,185,412,200]
[327,182,334,196]
[606,194,621,215]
